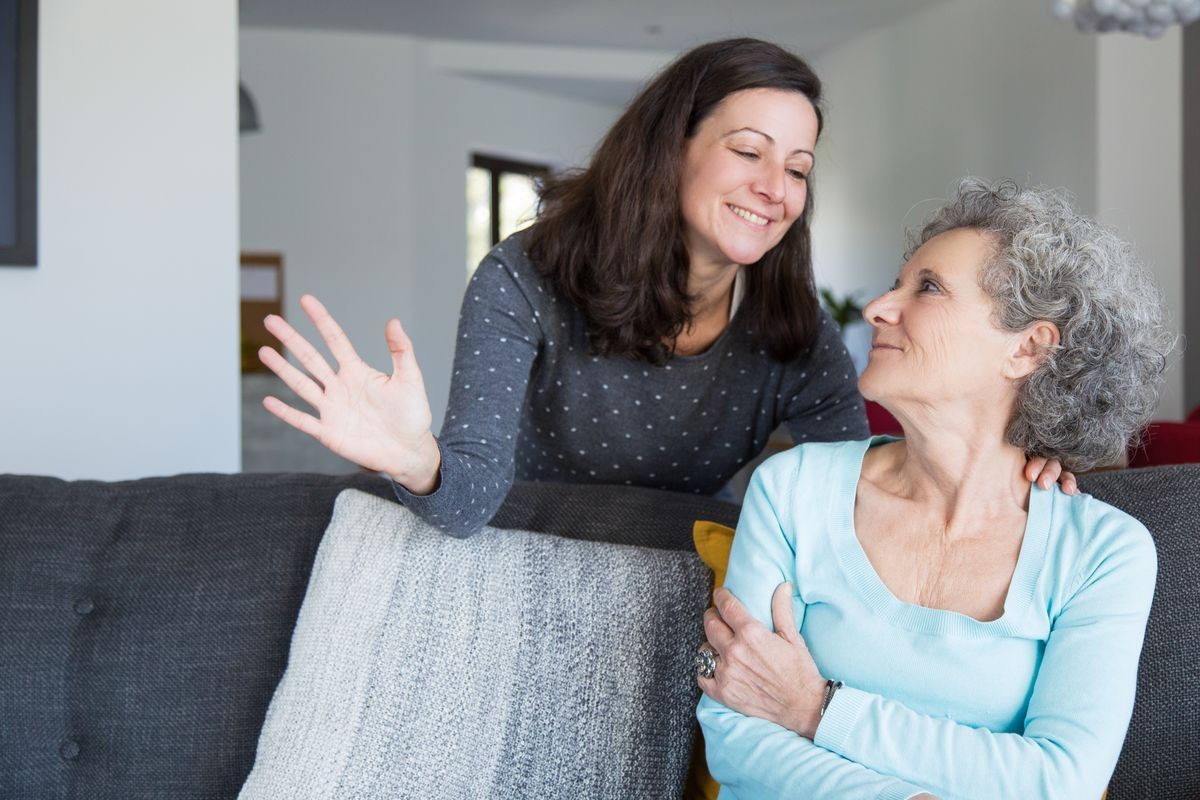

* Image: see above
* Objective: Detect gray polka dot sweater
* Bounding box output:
[395,235,868,537]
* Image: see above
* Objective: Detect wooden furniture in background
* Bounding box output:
[240,252,284,373]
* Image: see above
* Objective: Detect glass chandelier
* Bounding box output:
[1052,0,1200,37]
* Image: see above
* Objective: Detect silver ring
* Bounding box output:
[695,648,718,679]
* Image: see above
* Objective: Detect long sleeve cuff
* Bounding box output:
[388,436,446,500]
[387,436,509,538]
[815,686,928,799]
[814,684,873,754]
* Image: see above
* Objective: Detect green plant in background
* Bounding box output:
[819,287,864,330]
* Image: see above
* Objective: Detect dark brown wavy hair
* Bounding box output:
[525,38,825,364]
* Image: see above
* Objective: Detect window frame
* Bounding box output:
[470,153,549,247]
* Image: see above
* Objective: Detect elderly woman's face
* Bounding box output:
[858,228,1018,408]
[678,88,818,273]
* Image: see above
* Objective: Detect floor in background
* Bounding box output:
[242,373,360,474]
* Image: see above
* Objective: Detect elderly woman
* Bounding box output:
[696,178,1171,799]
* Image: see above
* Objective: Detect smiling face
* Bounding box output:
[858,228,1025,411]
[678,88,819,273]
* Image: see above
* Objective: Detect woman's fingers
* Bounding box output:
[301,294,362,370]
[1025,456,1078,492]
[262,395,323,440]
[1037,459,1063,490]
[1024,456,1049,486]
[703,606,735,650]
[264,313,337,386]
[713,586,757,629]
[770,582,800,643]
[258,346,326,409]
[386,318,417,375]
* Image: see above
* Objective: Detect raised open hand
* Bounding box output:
[258,294,441,493]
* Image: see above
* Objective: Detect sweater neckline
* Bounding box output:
[669,269,747,364]
[829,437,1052,637]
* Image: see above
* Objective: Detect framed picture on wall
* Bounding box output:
[1,0,37,267]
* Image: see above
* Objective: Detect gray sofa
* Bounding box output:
[0,466,1196,799]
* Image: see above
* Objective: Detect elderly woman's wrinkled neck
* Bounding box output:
[857,227,1053,527]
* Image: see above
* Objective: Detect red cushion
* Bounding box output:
[1128,421,1200,468]
[1186,405,1200,424]
[864,400,903,436]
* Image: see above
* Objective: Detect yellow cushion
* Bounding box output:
[684,520,737,800]
[693,519,736,589]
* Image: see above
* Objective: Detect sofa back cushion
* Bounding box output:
[489,479,741,550]
[239,489,712,799]
[1078,465,1200,799]
[0,472,386,800]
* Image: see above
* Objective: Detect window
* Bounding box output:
[466,153,548,277]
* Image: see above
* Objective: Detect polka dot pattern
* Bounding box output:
[395,235,868,537]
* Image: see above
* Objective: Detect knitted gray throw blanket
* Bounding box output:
[239,489,711,799]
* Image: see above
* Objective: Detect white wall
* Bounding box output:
[810,0,1098,301]
[239,32,624,430]
[1096,30,1184,420]
[409,40,631,428]
[0,0,239,479]
[809,0,1186,419]
[239,30,420,383]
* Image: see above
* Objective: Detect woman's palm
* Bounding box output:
[258,295,434,478]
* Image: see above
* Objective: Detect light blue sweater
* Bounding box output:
[697,438,1157,800]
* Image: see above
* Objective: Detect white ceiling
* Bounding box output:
[240,0,949,56]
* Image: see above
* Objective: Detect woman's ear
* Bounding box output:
[1005,321,1060,380]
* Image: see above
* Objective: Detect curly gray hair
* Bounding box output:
[907,177,1174,471]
